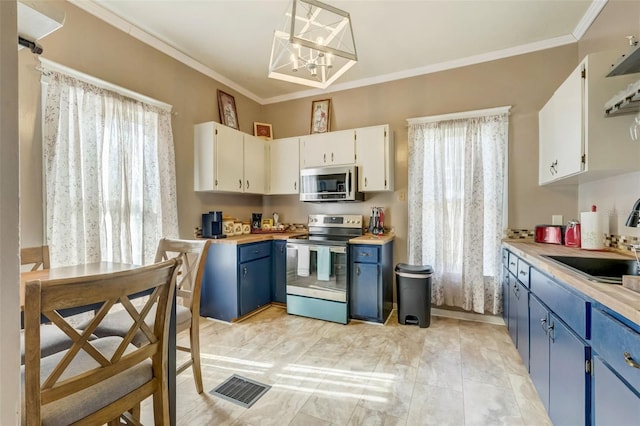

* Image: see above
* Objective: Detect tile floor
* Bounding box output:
[141,306,552,425]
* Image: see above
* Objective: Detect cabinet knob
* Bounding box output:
[624,352,640,369]
[239,179,242,189]
[331,152,334,162]
[243,267,247,277]
[323,153,326,163]
[364,177,368,187]
[356,266,360,276]
[294,181,297,191]
[246,180,250,189]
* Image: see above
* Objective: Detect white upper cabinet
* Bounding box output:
[243,134,266,194]
[300,129,355,168]
[538,50,640,185]
[355,124,394,191]
[194,122,265,194]
[268,137,299,195]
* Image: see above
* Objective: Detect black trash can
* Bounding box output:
[395,263,433,328]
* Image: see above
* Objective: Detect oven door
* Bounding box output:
[285,242,347,302]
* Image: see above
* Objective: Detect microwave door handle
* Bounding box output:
[347,170,352,194]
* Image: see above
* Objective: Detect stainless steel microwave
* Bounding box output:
[299,165,364,202]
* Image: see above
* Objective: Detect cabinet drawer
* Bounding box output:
[592,308,640,391]
[530,269,589,339]
[239,241,271,263]
[352,245,379,263]
[508,252,518,276]
[517,258,530,287]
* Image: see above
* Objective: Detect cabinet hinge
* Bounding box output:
[384,129,387,138]
[581,154,586,164]
[215,129,218,135]
[384,179,387,187]
[585,359,591,374]
[581,68,586,79]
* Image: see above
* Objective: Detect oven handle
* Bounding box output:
[287,244,346,254]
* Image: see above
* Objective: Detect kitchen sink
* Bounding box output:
[541,255,640,284]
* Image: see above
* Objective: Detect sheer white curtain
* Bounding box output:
[43,71,179,267]
[407,109,508,314]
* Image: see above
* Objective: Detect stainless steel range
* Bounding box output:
[285,214,363,324]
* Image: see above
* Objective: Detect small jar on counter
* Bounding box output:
[233,221,243,236]
[242,222,251,234]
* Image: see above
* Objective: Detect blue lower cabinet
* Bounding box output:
[200,241,272,322]
[529,295,550,412]
[591,307,640,425]
[516,281,530,371]
[271,240,287,304]
[502,266,509,326]
[349,242,393,323]
[529,294,589,425]
[548,313,589,426]
[593,355,640,425]
[507,274,518,345]
[350,262,379,319]
[240,256,271,316]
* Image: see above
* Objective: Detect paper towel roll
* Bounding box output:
[580,211,608,250]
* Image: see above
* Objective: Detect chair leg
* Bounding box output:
[191,321,204,394]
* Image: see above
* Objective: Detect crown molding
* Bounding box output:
[70,0,603,106]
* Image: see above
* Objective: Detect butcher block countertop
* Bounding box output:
[504,240,640,326]
[206,231,308,245]
[349,233,395,245]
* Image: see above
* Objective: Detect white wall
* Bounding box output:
[0,1,22,423]
[579,171,640,238]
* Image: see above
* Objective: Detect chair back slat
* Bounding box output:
[23,258,180,425]
[154,238,210,312]
[21,246,50,271]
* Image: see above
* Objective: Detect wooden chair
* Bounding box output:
[22,258,180,425]
[21,245,50,271]
[89,238,211,393]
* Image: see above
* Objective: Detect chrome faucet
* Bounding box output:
[625,198,640,227]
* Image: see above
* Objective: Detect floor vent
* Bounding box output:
[209,374,271,408]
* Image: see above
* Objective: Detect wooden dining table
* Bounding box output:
[20,262,177,426]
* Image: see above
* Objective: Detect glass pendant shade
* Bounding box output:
[268,0,357,89]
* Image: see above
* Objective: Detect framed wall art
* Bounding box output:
[253,122,273,140]
[310,99,331,134]
[217,89,239,129]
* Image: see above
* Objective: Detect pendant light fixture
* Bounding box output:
[268,0,357,89]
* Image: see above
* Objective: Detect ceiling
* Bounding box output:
[70,0,604,104]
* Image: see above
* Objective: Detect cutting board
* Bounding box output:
[622,275,640,293]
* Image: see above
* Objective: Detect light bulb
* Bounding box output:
[290,53,298,72]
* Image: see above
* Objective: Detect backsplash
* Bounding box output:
[504,228,640,253]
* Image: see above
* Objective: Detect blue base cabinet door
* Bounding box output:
[502,266,509,326]
[593,355,640,425]
[240,256,271,316]
[350,262,379,319]
[507,274,518,345]
[516,281,530,371]
[548,313,589,426]
[529,295,550,412]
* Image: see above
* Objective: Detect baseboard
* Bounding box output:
[392,302,505,326]
[431,308,505,326]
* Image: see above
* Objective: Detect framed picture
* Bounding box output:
[217,89,239,129]
[310,99,331,134]
[253,122,273,140]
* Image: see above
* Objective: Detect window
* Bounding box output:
[41,61,178,267]
[407,107,509,314]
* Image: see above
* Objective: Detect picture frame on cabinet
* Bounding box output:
[253,122,273,140]
[310,99,331,134]
[217,89,239,129]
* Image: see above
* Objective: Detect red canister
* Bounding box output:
[564,221,581,248]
